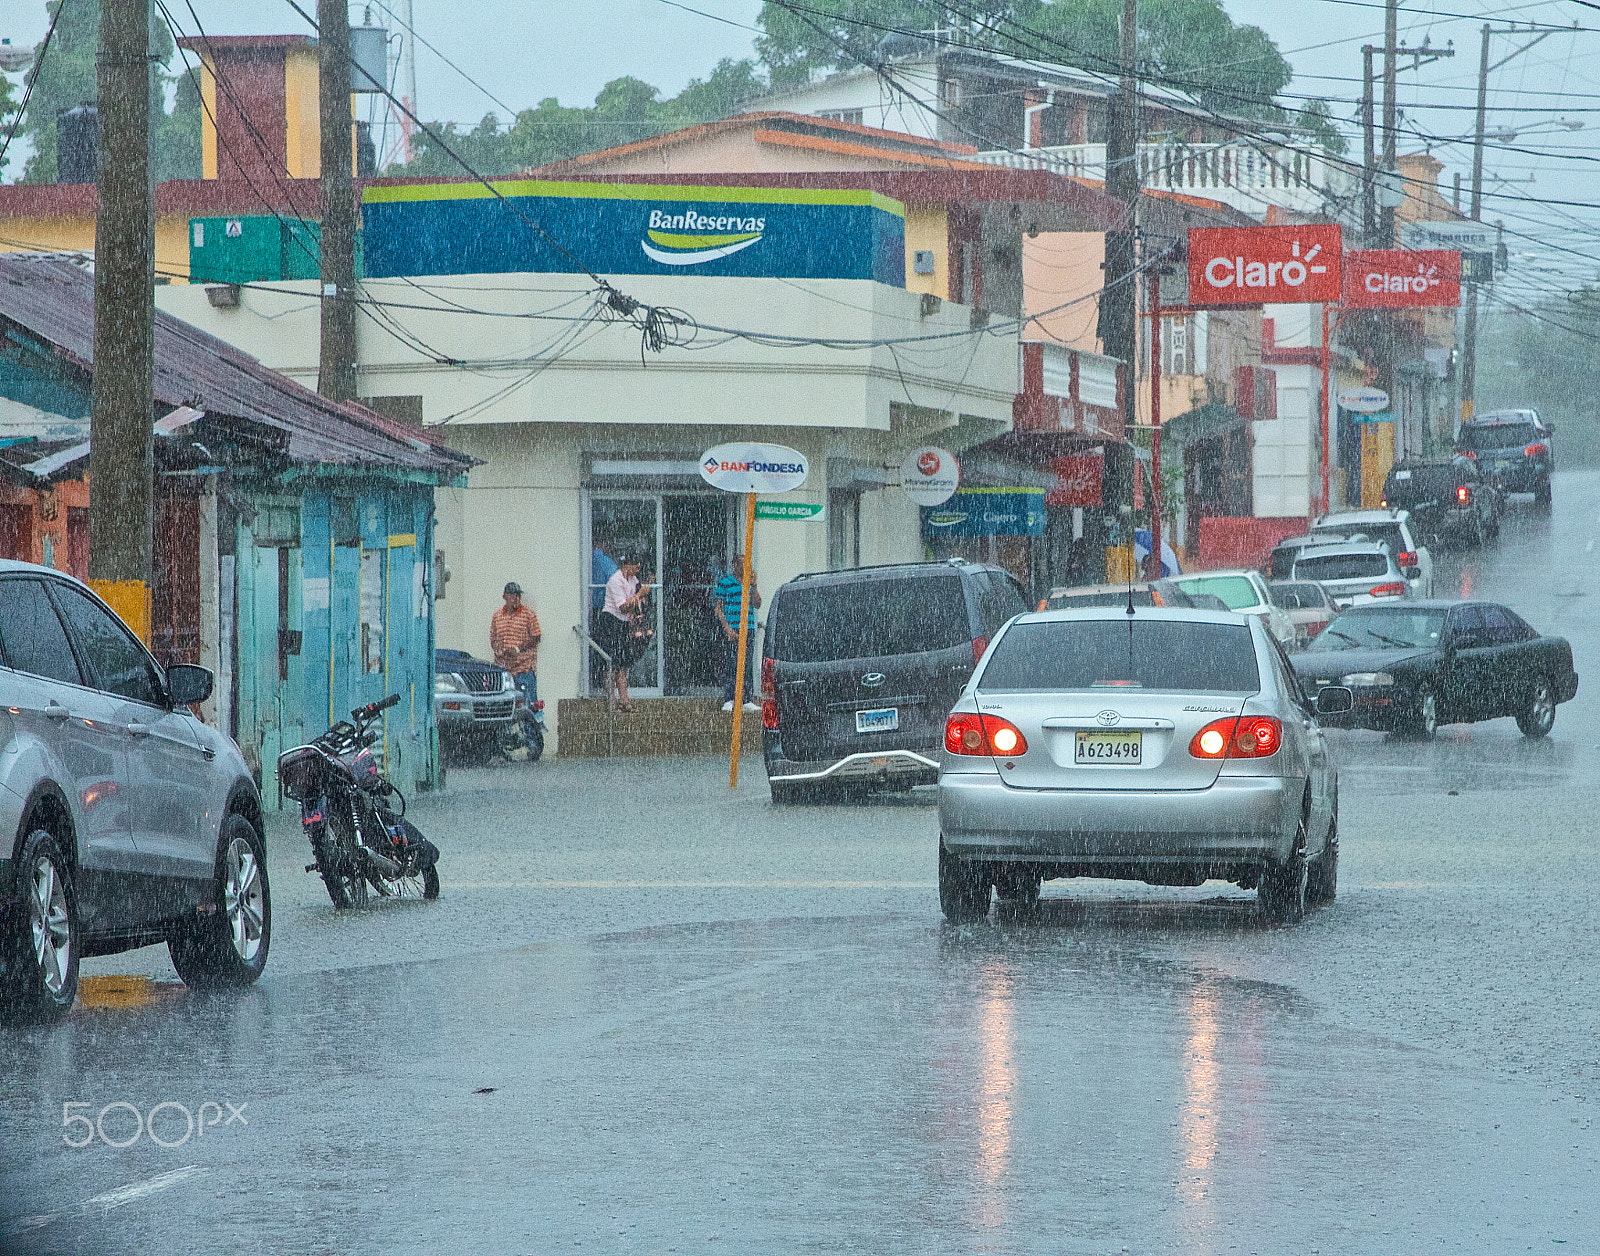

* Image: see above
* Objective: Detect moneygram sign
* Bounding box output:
[1188,225,1342,306]
[1343,249,1461,308]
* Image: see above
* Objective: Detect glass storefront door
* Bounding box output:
[587,492,731,697]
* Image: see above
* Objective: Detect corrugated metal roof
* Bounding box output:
[0,256,474,480]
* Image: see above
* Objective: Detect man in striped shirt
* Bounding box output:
[713,557,761,713]
[490,582,542,742]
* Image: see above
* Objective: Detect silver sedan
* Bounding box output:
[937,607,1349,924]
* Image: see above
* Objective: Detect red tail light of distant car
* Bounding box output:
[1525,442,1547,457]
[945,712,1028,757]
[1369,581,1408,598]
[761,657,777,730]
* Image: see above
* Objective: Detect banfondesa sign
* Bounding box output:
[699,442,809,494]
[1188,225,1343,305]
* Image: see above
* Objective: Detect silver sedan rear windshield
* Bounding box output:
[978,620,1261,693]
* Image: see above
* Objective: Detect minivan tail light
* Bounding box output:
[1456,485,1470,503]
[1462,449,1478,459]
[1396,551,1418,568]
[1525,442,1547,457]
[1369,581,1407,598]
[944,712,1028,757]
[761,657,777,730]
[972,636,989,667]
[1189,715,1282,759]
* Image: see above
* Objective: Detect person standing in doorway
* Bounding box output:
[599,553,649,712]
[490,582,542,750]
[714,556,761,713]
[590,545,619,690]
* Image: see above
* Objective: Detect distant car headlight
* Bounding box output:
[1341,672,1395,686]
[434,672,466,694]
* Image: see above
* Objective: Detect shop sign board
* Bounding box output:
[922,488,1047,538]
[1187,225,1342,306]
[899,446,960,506]
[699,442,808,493]
[1337,386,1389,414]
[1047,454,1102,508]
[1352,410,1397,425]
[363,181,906,284]
[1344,249,1460,308]
[755,500,824,520]
[1401,221,1495,251]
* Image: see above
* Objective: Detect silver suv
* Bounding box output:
[0,561,265,1023]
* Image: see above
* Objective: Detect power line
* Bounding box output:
[0,0,66,174]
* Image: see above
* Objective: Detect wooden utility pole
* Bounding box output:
[1101,0,1139,549]
[89,0,155,639]
[318,0,359,402]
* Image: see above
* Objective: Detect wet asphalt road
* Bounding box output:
[5,474,1600,1255]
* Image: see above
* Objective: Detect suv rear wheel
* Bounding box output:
[1,830,80,1023]
[939,843,991,923]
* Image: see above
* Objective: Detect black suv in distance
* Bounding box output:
[1455,409,1554,506]
[760,560,1029,803]
[1382,457,1502,547]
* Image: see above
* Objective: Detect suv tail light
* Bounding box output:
[944,712,1028,757]
[1189,715,1282,759]
[761,657,777,730]
[1525,442,1548,457]
[1396,551,1418,568]
[1369,581,1407,598]
[1456,485,1471,504]
[1461,449,1478,459]
[972,636,989,667]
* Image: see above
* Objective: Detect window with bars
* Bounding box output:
[818,108,864,125]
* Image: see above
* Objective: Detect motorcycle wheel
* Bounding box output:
[318,833,369,910]
[527,725,545,762]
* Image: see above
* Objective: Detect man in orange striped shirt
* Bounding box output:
[490,582,541,744]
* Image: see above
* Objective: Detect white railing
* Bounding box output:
[978,141,1356,218]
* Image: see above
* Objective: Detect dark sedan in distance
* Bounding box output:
[1289,600,1577,739]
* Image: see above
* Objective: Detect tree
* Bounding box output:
[1295,98,1347,156]
[398,60,768,178]
[753,0,1293,119]
[16,0,200,184]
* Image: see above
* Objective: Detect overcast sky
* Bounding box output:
[5,0,1598,290]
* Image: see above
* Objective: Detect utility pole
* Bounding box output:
[1460,24,1550,425]
[89,0,155,639]
[1362,46,1376,241]
[318,0,359,402]
[1101,0,1139,560]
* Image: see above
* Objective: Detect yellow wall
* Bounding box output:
[0,214,193,282]
[198,53,219,180]
[284,48,320,179]
[904,205,947,298]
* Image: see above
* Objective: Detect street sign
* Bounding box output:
[899,446,959,506]
[1187,225,1342,306]
[755,500,823,521]
[1338,386,1389,414]
[1401,221,1495,251]
[1461,251,1495,283]
[1352,410,1396,424]
[1344,249,1461,308]
[698,442,808,493]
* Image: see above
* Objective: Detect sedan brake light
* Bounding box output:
[761,657,778,730]
[1456,485,1470,503]
[944,712,1028,757]
[1525,442,1548,457]
[1369,581,1408,598]
[1189,715,1282,759]
[972,636,989,667]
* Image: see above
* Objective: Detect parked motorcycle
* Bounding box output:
[277,695,440,908]
[497,696,547,762]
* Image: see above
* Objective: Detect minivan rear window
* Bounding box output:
[1294,553,1390,581]
[769,574,970,663]
[978,620,1260,693]
[1457,423,1537,451]
[1313,521,1405,554]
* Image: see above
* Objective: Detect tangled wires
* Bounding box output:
[595,285,698,360]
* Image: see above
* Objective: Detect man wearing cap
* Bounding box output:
[490,582,542,747]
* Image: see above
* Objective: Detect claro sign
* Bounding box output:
[1188,225,1343,306]
[1343,249,1461,308]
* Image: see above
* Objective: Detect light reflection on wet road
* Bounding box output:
[4,475,1600,1254]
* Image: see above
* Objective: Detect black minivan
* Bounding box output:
[760,560,1029,803]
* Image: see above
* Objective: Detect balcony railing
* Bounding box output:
[977,141,1355,218]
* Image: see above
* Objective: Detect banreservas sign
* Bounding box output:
[1187,225,1343,306]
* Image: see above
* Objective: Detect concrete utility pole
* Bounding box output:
[1362,46,1376,241]
[1101,0,1139,542]
[318,0,359,402]
[1461,24,1550,424]
[89,0,155,639]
